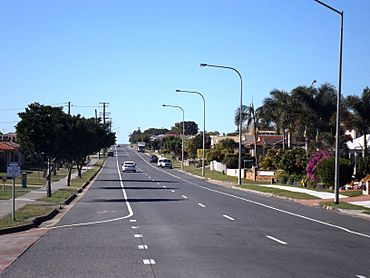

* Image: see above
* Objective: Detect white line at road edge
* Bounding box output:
[49,150,134,229]
[136,150,370,240]
[266,235,287,245]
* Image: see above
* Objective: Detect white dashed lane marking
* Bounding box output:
[129,219,136,222]
[134,234,143,238]
[198,203,206,208]
[131,226,139,229]
[265,235,287,245]
[162,185,166,188]
[143,259,156,265]
[138,245,148,250]
[223,215,235,221]
[171,190,175,193]
[182,195,188,199]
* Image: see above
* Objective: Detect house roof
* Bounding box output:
[0,141,17,151]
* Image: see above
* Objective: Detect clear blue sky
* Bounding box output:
[1,0,369,143]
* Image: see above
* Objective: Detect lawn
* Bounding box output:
[0,204,55,229]
[0,186,31,200]
[239,184,319,199]
[320,201,370,214]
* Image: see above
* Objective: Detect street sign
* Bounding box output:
[7,162,21,178]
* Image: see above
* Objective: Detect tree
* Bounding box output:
[185,133,211,159]
[16,103,69,197]
[173,121,199,136]
[316,157,353,188]
[345,87,370,156]
[279,148,308,175]
[234,102,259,164]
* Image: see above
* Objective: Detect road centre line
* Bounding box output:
[162,185,166,188]
[266,235,287,245]
[130,219,136,222]
[134,234,143,238]
[138,245,148,250]
[182,195,188,199]
[223,215,235,221]
[171,190,175,193]
[138,151,370,240]
[131,226,139,229]
[198,203,206,208]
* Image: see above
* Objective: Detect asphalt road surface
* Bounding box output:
[2,145,370,278]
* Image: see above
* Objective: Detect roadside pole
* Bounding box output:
[12,177,15,220]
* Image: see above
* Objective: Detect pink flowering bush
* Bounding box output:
[306,150,331,181]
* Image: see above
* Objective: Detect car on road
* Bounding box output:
[107,150,114,157]
[149,155,158,163]
[122,161,136,172]
[159,158,173,169]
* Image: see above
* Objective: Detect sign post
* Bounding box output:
[7,162,21,221]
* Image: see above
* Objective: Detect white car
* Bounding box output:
[157,158,172,169]
[122,161,136,172]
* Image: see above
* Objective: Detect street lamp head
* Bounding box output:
[175,89,181,92]
[200,63,208,67]
[162,104,166,107]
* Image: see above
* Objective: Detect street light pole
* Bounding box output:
[176,89,206,176]
[162,104,185,170]
[314,0,343,204]
[200,63,243,186]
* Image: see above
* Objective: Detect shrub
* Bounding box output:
[306,150,331,181]
[356,155,370,180]
[279,148,308,175]
[316,157,353,187]
[222,154,238,169]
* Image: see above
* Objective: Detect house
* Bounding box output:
[0,133,24,172]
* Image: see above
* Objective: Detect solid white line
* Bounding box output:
[182,195,188,199]
[143,259,155,265]
[223,215,235,221]
[138,245,148,250]
[157,183,160,185]
[198,203,206,208]
[134,234,143,238]
[266,235,287,245]
[136,147,370,240]
[356,275,367,278]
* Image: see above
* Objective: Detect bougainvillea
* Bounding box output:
[306,150,331,181]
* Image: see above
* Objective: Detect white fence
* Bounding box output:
[210,161,227,173]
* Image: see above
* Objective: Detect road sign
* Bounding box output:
[7,162,21,178]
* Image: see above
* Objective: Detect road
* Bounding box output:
[1,145,370,278]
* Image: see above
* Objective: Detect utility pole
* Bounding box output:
[99,102,110,157]
[68,101,71,115]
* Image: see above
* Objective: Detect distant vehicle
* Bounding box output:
[149,155,158,163]
[122,161,136,172]
[160,158,172,169]
[157,157,164,167]
[137,142,145,153]
[107,151,114,157]
[117,144,121,148]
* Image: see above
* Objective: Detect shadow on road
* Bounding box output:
[95,179,179,183]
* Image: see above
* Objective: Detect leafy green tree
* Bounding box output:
[16,103,69,197]
[279,148,308,175]
[173,121,199,136]
[184,133,211,159]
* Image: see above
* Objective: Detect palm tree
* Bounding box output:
[260,89,294,149]
[346,87,370,156]
[234,102,259,164]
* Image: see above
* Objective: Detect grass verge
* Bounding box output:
[320,201,370,214]
[0,204,55,229]
[239,184,319,199]
[0,186,31,200]
[38,188,76,204]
